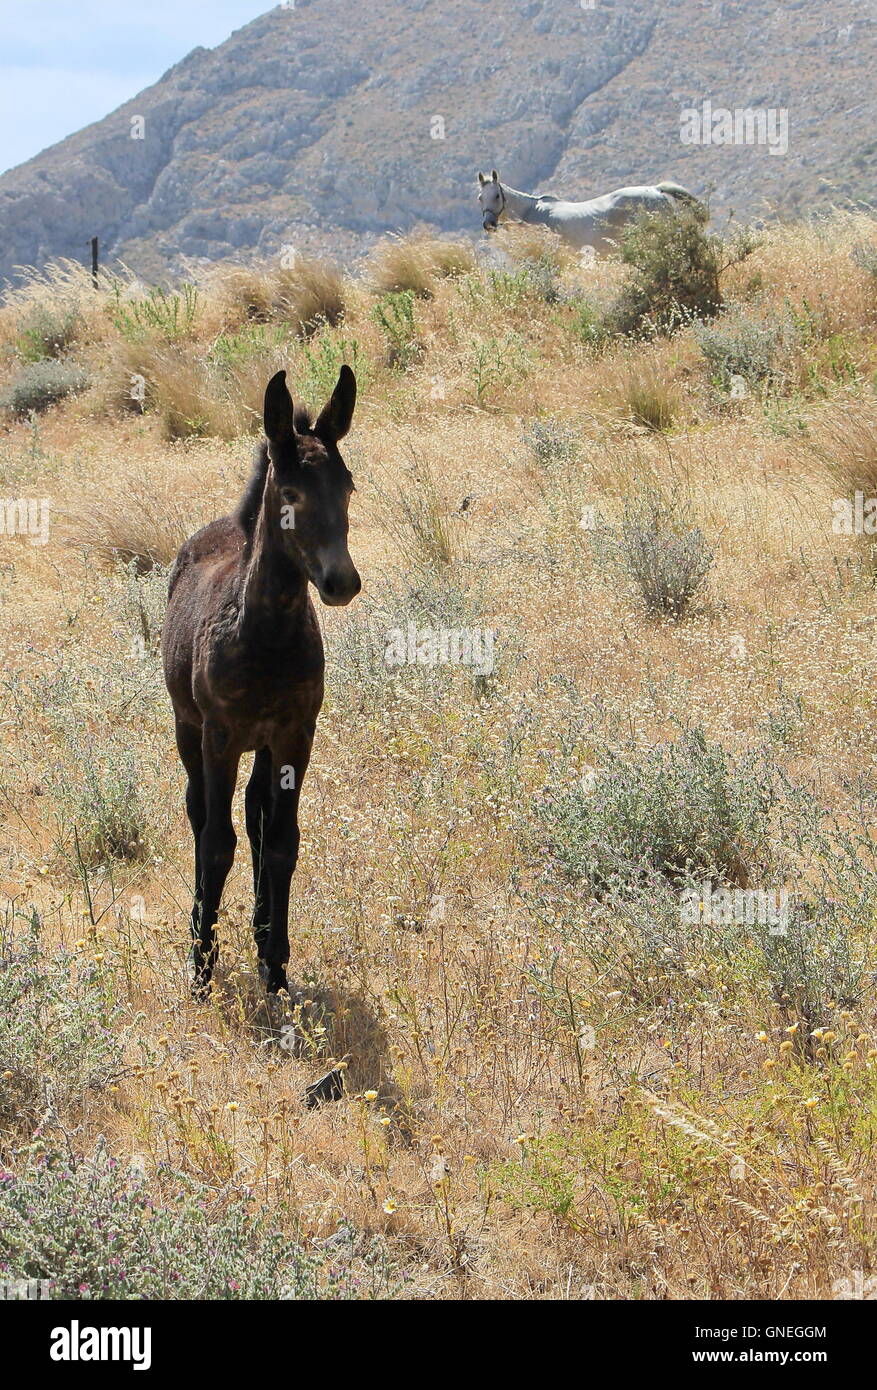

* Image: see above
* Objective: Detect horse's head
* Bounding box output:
[262,367,361,607]
[478,169,505,232]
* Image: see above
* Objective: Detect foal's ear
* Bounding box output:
[478,170,487,186]
[263,370,295,443]
[491,168,499,183]
[315,364,357,443]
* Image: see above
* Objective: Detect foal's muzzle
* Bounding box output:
[317,564,362,607]
[482,212,498,232]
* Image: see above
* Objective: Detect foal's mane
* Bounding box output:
[235,410,318,539]
[235,441,270,537]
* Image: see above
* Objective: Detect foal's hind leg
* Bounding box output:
[245,747,274,957]
[261,731,313,995]
[191,722,240,996]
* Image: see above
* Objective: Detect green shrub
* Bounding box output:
[465,331,531,405]
[208,323,288,373]
[0,1146,361,1300]
[16,303,81,362]
[852,242,877,280]
[758,773,877,1040]
[62,730,150,864]
[538,725,774,892]
[695,306,800,392]
[0,360,88,416]
[325,565,493,712]
[522,417,582,471]
[608,205,755,336]
[570,296,611,350]
[0,910,124,1144]
[760,899,865,1039]
[112,284,199,341]
[371,291,422,370]
[297,331,367,411]
[486,257,561,307]
[107,559,169,658]
[593,491,714,618]
[518,254,563,304]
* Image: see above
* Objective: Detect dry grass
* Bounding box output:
[726,211,877,338]
[208,255,347,336]
[366,235,476,297]
[64,450,233,569]
[3,216,877,1299]
[498,221,580,275]
[0,258,121,352]
[600,342,688,432]
[791,388,877,497]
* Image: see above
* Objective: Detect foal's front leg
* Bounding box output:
[260,732,313,995]
[191,721,240,995]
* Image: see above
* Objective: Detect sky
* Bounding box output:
[0,1,274,175]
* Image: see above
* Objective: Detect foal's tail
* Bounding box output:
[657,181,706,214]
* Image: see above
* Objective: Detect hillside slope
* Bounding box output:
[0,0,873,284]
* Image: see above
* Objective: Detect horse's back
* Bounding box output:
[578,186,667,216]
[167,517,244,601]
[163,517,245,724]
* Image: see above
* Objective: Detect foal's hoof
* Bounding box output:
[258,959,288,996]
[305,1068,346,1108]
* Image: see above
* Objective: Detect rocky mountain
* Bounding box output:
[0,0,874,285]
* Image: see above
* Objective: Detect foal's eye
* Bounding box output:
[281,489,303,506]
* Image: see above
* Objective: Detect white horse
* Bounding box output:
[476,169,703,255]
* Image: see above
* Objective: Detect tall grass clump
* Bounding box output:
[271,256,347,335]
[106,334,275,441]
[0,259,116,353]
[606,354,682,430]
[367,235,475,298]
[377,451,464,569]
[793,390,877,500]
[66,462,213,570]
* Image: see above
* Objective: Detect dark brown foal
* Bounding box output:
[161,367,361,996]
